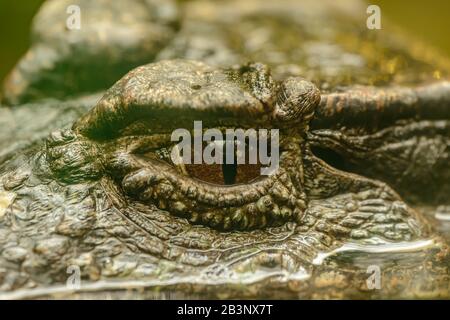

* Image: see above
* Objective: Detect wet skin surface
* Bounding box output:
[0,0,449,299]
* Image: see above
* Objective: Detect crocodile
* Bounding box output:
[0,0,449,299]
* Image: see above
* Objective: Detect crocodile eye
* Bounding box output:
[185,162,262,185]
[170,140,263,185]
[136,131,274,186]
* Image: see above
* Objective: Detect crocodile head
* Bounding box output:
[0,60,433,298]
[68,60,321,231]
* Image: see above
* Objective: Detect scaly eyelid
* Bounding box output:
[114,134,173,154]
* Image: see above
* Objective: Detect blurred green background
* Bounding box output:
[0,0,449,83]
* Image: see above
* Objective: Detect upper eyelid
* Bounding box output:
[121,126,274,155]
[114,134,173,154]
[132,136,263,160]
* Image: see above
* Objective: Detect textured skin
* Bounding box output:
[0,60,437,298]
[309,82,450,205]
[2,0,179,105]
[0,0,449,299]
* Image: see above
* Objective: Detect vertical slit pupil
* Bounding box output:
[222,162,237,185]
[222,146,237,185]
